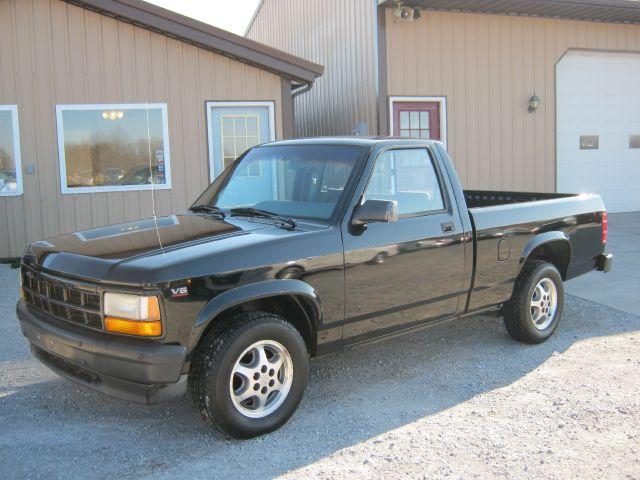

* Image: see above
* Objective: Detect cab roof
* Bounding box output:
[260,137,442,148]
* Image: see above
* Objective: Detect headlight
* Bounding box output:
[104,293,162,337]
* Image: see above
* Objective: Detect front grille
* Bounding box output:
[21,264,103,330]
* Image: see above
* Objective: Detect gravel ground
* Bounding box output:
[1,263,639,479]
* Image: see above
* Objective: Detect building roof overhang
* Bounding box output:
[382,0,640,24]
[66,0,324,85]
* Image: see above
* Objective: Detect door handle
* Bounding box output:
[441,221,454,233]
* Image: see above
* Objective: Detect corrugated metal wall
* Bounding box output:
[0,0,283,258]
[247,0,378,137]
[385,9,640,192]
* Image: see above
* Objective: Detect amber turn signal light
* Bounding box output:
[104,317,162,337]
[146,296,161,321]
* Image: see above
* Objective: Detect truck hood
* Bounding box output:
[26,213,273,285]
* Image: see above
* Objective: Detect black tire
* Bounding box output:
[189,311,309,439]
[503,261,564,344]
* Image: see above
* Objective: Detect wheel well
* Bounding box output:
[524,240,571,279]
[205,295,318,356]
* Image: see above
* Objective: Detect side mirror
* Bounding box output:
[352,199,398,227]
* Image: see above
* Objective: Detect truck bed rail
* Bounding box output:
[464,190,575,208]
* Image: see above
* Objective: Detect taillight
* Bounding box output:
[601,211,608,245]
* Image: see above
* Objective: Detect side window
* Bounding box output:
[364,149,444,215]
[0,105,23,196]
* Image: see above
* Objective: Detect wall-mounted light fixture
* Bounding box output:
[393,2,421,21]
[528,94,541,113]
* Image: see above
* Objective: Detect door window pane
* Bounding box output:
[398,110,431,139]
[410,111,419,128]
[0,106,23,196]
[57,104,171,193]
[365,149,444,215]
[220,114,262,176]
[400,111,409,129]
[420,111,429,128]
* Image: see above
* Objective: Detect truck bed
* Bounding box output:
[464,190,575,208]
[460,189,605,313]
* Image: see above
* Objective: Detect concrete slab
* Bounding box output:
[565,211,640,316]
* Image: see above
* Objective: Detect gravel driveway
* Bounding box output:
[1,263,639,480]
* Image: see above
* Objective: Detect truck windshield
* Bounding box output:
[193,145,365,221]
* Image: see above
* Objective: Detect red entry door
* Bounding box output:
[392,101,441,140]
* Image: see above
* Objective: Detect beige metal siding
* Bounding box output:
[0,0,283,258]
[247,0,378,137]
[385,9,640,192]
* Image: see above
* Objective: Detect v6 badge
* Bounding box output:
[170,286,189,298]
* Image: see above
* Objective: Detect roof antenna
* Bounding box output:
[145,102,165,254]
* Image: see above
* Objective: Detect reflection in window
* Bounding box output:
[57,104,171,193]
[399,110,430,139]
[579,135,599,150]
[365,149,444,215]
[630,134,640,149]
[221,114,261,175]
[0,106,23,196]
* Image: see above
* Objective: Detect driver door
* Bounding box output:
[341,147,466,344]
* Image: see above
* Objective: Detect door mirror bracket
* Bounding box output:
[351,199,398,231]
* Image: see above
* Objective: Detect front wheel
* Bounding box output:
[503,261,564,344]
[189,311,309,438]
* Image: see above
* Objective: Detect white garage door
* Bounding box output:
[557,50,640,213]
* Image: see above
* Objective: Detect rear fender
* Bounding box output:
[518,231,572,278]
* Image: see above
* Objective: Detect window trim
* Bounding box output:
[362,146,450,219]
[388,96,447,149]
[0,105,24,197]
[56,103,172,195]
[205,100,276,183]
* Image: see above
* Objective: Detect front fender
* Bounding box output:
[187,279,323,352]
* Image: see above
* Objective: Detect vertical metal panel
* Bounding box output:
[247,0,378,137]
[385,9,640,192]
[0,0,284,258]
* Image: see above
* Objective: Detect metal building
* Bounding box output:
[247,0,640,212]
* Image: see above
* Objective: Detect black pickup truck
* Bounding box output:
[17,138,612,438]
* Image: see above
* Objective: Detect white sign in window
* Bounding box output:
[0,105,23,196]
[56,104,171,194]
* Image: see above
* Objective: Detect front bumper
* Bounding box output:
[17,299,188,404]
[596,253,613,273]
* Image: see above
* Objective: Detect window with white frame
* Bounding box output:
[56,104,171,194]
[206,101,275,182]
[0,105,23,196]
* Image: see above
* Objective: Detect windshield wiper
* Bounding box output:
[189,204,226,218]
[230,207,297,229]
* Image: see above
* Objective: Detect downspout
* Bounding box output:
[286,81,314,138]
[291,82,313,98]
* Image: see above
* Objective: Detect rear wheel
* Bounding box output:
[189,311,309,438]
[503,261,564,344]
